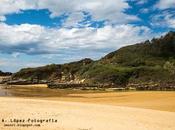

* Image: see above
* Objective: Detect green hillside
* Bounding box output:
[101,31,175,66]
[77,31,175,86]
[12,32,175,88]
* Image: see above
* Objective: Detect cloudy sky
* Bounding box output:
[0,0,175,72]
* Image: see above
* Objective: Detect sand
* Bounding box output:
[56,91,175,112]
[1,85,175,112]
[0,96,175,130]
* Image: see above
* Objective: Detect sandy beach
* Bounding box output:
[0,97,175,130]
[0,90,175,130]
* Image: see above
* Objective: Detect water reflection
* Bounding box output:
[0,84,90,97]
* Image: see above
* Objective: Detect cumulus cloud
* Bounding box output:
[0,0,139,25]
[155,0,175,9]
[0,22,153,55]
[62,12,84,28]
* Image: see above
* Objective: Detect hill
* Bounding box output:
[75,31,175,87]
[101,31,175,66]
[0,70,12,76]
[12,32,175,89]
[12,58,93,83]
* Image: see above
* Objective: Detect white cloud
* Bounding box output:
[0,16,6,21]
[155,0,175,9]
[151,11,175,29]
[0,0,139,25]
[0,23,44,45]
[0,23,153,55]
[63,12,84,28]
[167,19,175,28]
[0,0,36,16]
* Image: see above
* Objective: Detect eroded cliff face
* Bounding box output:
[51,71,85,84]
[12,58,93,84]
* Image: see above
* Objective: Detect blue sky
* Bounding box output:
[0,0,175,72]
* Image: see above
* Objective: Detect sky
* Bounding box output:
[0,0,175,72]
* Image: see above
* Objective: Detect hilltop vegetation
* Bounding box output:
[0,70,12,76]
[13,58,93,83]
[101,31,175,66]
[12,32,175,88]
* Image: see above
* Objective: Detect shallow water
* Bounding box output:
[0,85,98,97]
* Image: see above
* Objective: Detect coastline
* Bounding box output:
[1,84,175,129]
[0,85,175,112]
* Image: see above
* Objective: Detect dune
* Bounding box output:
[0,97,175,130]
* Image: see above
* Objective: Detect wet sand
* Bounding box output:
[57,91,175,112]
[1,85,175,112]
